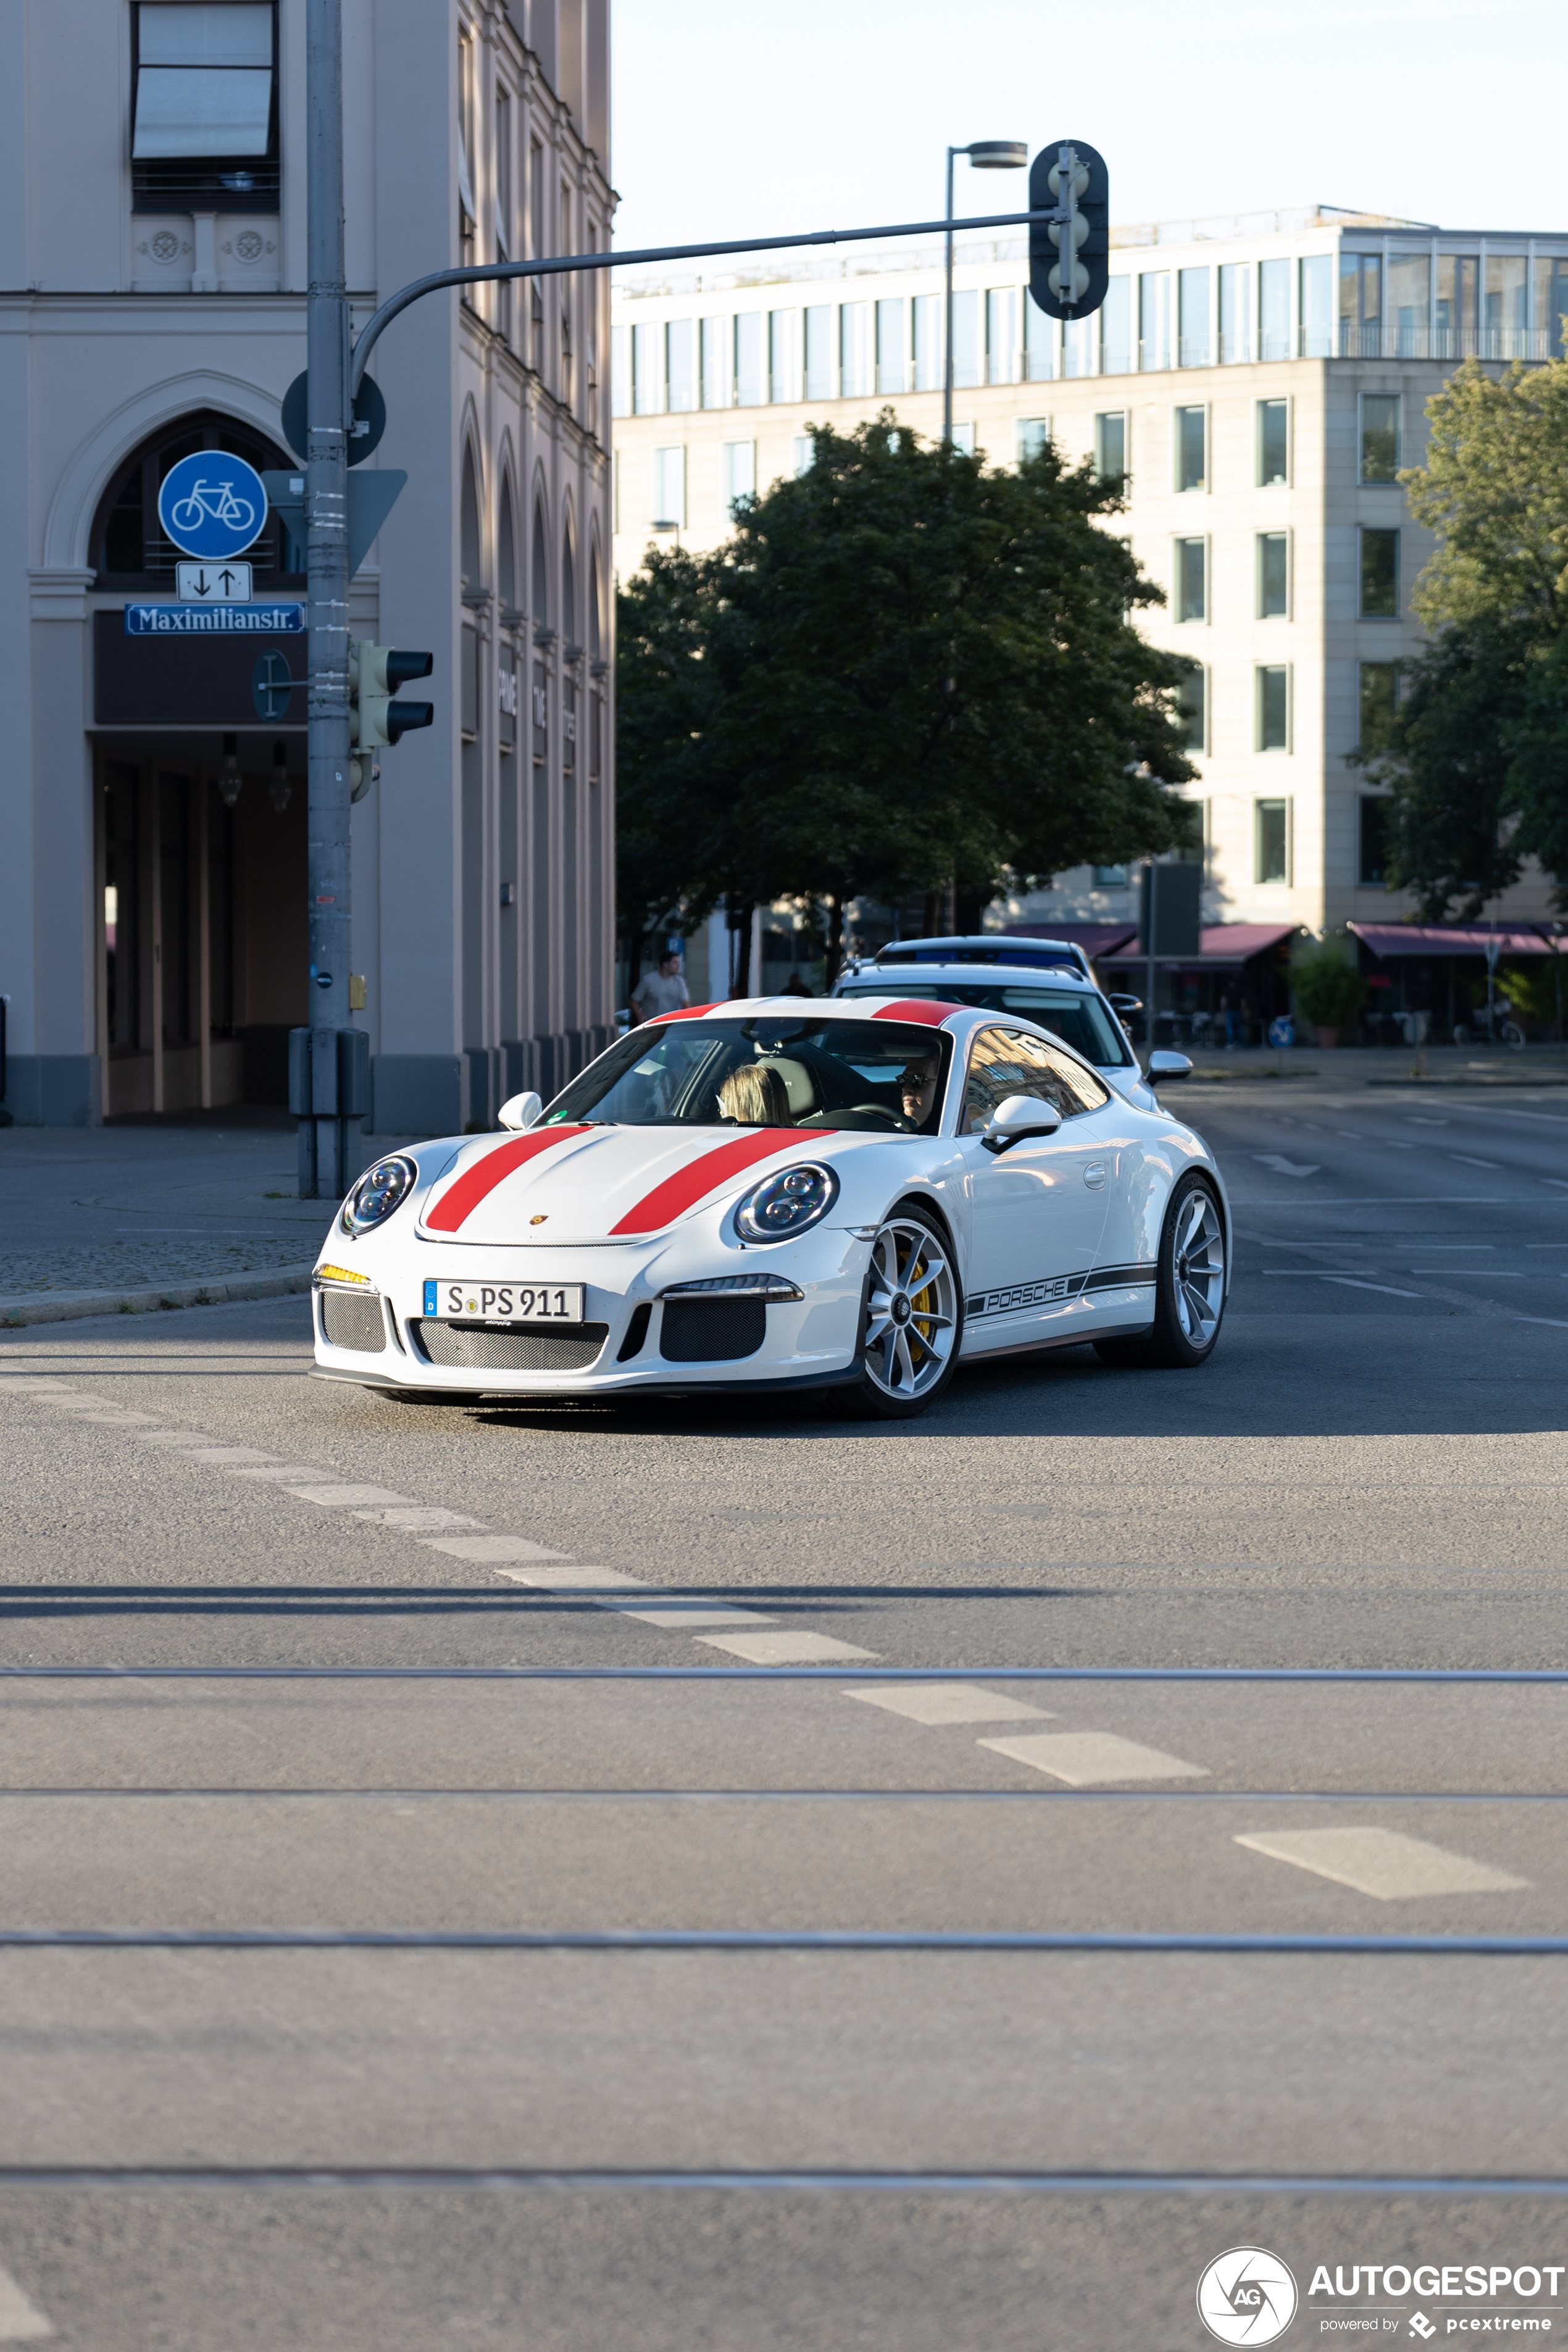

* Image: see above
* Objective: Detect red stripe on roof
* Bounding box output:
[869,998,960,1026]
[648,1001,724,1023]
[423,1126,590,1233]
[609,1129,800,1236]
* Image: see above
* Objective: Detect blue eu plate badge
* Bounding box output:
[423,1280,438,1315]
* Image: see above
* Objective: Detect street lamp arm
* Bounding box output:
[350,206,1053,394]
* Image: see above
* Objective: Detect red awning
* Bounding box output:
[1003,922,1139,958]
[1349,922,1560,959]
[1101,923,1297,968]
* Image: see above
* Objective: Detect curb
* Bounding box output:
[0,1266,317,1330]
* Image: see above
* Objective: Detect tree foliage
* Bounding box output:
[615,416,1197,955]
[1358,357,1568,915]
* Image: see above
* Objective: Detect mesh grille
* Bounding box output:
[414,1320,609,1372]
[320,1290,387,1353]
[659,1296,766,1364]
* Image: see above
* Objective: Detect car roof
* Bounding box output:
[837,963,1098,993]
[869,935,1086,968]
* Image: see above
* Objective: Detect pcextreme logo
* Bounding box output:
[1198,2247,1300,2345]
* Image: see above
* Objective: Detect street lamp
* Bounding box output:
[943,140,1028,446]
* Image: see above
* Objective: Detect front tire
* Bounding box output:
[827,1209,963,1420]
[1093,1174,1227,1370]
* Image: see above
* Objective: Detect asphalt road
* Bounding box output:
[2,1079,1567,2348]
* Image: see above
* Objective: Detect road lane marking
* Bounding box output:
[1251,1154,1320,1177]
[419,1534,572,1564]
[350,1506,486,1531]
[1409,1268,1522,1276]
[1408,1117,1449,1126]
[977,1732,1210,1785]
[599,1601,777,1628]
[490,1564,653,1591]
[846,1684,1053,1726]
[696,1630,879,1663]
[228,1462,343,1482]
[281,1482,415,1508]
[1235,1827,1529,1901]
[1543,1179,1568,1190]
[1259,1269,1366,1277]
[1448,1154,1503,1170]
[0,2264,51,2342]
[1318,1277,1424,1297]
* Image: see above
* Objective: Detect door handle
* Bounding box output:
[1084,1163,1107,1190]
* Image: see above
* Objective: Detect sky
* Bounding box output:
[610,0,1567,259]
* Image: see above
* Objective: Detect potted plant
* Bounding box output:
[1292,941,1367,1048]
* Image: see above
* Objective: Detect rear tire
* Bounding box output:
[1093,1174,1227,1370]
[825,1207,964,1420]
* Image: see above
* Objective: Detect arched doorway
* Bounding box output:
[91,411,307,1116]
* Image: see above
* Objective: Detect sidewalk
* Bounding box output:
[1175,1042,1568,1087]
[0,1124,341,1328]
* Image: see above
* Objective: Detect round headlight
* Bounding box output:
[341,1154,417,1235]
[733,1162,839,1244]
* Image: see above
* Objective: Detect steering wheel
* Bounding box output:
[847,1104,911,1130]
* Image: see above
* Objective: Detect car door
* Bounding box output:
[959,1025,1116,1347]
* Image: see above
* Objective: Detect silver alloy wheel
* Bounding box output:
[862,1217,959,1401]
[1171,1186,1225,1347]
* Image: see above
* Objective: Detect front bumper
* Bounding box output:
[311,1227,868,1394]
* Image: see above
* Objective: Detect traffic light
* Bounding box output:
[349,641,433,800]
[1028,138,1109,322]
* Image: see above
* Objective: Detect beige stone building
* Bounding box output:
[609,206,1568,1002]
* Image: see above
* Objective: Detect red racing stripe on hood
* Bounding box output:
[609,1128,801,1236]
[423,1126,590,1233]
[869,999,961,1025]
[648,1001,723,1023]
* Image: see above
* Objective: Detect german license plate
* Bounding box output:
[422,1278,584,1324]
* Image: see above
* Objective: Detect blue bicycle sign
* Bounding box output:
[157,451,268,561]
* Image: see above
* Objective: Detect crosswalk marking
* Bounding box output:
[488,1562,648,1589]
[599,1601,775,1628]
[1252,1154,1319,1177]
[419,1533,570,1564]
[978,1732,1211,1785]
[846,1684,1053,1726]
[1235,1827,1529,1900]
[0,2264,51,2342]
[696,1630,879,1663]
[281,1482,414,1508]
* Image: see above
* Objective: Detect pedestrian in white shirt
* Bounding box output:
[629,952,689,1024]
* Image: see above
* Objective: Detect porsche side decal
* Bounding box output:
[422,1125,590,1233]
[609,1128,801,1236]
[965,1263,1157,1318]
[648,1002,724,1024]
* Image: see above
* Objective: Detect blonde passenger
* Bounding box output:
[717,1063,791,1127]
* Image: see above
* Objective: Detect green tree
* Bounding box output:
[1403,358,1568,637]
[1291,940,1368,1033]
[616,416,1196,970]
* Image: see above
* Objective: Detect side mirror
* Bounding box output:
[980,1092,1063,1155]
[1146,1051,1193,1084]
[497,1090,543,1131]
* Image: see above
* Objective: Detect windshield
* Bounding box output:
[839,982,1134,1068]
[544,1019,954,1134]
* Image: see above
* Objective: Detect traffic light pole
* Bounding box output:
[298,0,354,1199]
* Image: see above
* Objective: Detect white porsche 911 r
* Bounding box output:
[311,996,1229,1419]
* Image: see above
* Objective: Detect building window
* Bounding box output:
[1219,262,1251,363]
[651,448,685,530]
[1388,251,1430,357]
[1299,254,1333,357]
[1175,406,1206,491]
[1026,295,1057,382]
[1360,527,1400,617]
[733,314,764,407]
[632,320,662,415]
[1094,412,1127,483]
[92,409,299,585]
[791,435,814,477]
[1257,532,1290,619]
[1255,798,1290,884]
[1359,796,1391,887]
[950,291,979,390]
[1178,267,1211,367]
[950,422,976,456]
[1437,255,1479,358]
[1138,272,1170,370]
[876,298,908,395]
[1093,865,1129,888]
[1064,314,1096,379]
[1175,537,1206,623]
[1359,660,1400,751]
[1257,665,1290,752]
[131,2,278,212]
[722,441,756,511]
[611,325,630,419]
[665,320,694,415]
[769,309,798,404]
[700,317,727,409]
[1017,417,1051,464]
[1177,665,1207,753]
[840,302,869,398]
[986,288,1017,384]
[1257,398,1288,486]
[1359,393,1401,483]
[804,304,834,401]
[1099,277,1131,376]
[1258,258,1291,361]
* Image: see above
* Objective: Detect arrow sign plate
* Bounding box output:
[175,560,253,603]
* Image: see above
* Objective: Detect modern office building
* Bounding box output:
[1,0,613,1130]
[610,206,1568,1011]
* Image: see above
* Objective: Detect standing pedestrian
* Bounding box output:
[629,949,689,1025]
